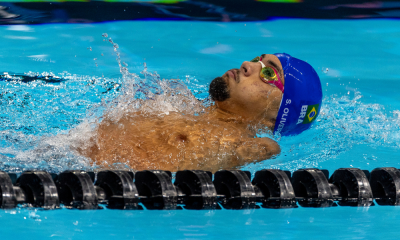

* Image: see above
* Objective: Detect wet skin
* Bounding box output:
[80,54,285,172]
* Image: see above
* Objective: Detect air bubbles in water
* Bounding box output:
[102,33,108,38]
[323,68,329,74]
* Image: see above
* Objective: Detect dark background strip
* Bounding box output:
[1,0,400,24]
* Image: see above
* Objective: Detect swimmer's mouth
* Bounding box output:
[226,69,238,82]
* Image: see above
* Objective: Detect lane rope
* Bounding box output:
[0,168,397,210]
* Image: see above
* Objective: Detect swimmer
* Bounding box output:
[79,53,322,172]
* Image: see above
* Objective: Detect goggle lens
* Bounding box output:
[260,67,276,80]
[250,56,260,63]
[250,56,284,93]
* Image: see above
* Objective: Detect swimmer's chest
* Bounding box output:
[127,114,250,148]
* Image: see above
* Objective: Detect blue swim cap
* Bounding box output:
[273,53,323,136]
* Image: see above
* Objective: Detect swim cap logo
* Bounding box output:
[297,104,319,125]
[303,104,319,124]
[297,105,308,125]
[276,107,290,133]
[307,107,316,122]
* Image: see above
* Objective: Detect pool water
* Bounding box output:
[1,19,400,239]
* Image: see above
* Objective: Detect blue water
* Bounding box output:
[2,206,400,239]
[1,19,400,239]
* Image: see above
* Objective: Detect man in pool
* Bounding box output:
[80,53,322,172]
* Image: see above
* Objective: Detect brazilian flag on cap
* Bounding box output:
[302,104,319,124]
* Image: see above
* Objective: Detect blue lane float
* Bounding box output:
[0,168,399,210]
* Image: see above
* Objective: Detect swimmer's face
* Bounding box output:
[210,54,285,120]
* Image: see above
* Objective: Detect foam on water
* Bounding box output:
[0,71,120,172]
[0,34,399,173]
[0,34,207,172]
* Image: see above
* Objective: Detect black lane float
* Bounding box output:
[0,167,399,210]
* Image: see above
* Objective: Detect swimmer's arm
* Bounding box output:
[235,137,280,165]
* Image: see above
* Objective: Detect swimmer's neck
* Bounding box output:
[205,106,276,133]
[212,107,243,121]
[207,106,257,126]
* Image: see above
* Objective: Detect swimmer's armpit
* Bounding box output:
[235,137,280,165]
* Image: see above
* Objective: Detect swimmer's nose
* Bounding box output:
[240,61,258,77]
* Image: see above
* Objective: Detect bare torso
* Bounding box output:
[79,109,280,172]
